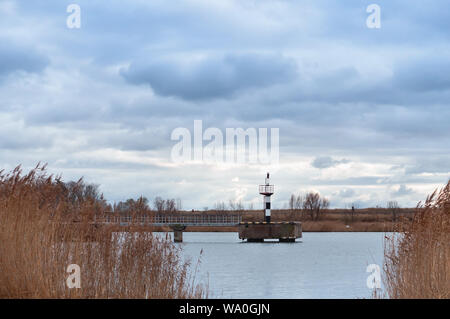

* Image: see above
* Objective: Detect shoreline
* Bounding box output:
[138,208,413,232]
[134,221,399,233]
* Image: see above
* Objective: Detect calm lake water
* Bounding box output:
[173,232,386,299]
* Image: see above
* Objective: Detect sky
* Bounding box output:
[1,0,449,209]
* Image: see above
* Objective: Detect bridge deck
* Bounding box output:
[94,214,242,228]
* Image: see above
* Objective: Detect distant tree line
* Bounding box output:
[58,179,405,220]
[60,180,109,212]
[113,196,182,213]
[212,199,251,211]
[287,191,403,222]
[288,192,330,221]
[152,197,182,213]
[60,180,182,214]
[113,196,149,212]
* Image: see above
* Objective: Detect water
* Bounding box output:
[175,232,386,299]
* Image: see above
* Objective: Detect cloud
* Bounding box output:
[0,115,53,150]
[311,156,351,169]
[0,1,449,209]
[338,188,356,198]
[391,185,414,197]
[405,157,450,174]
[394,56,450,92]
[121,53,297,100]
[0,40,48,79]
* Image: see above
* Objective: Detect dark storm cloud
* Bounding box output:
[121,53,297,101]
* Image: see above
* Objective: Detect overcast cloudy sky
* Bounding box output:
[1,0,449,209]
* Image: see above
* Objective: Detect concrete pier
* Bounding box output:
[173,230,183,243]
[171,224,187,243]
[238,221,302,242]
[87,211,302,243]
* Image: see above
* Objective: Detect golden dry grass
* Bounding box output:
[0,165,206,299]
[382,181,450,299]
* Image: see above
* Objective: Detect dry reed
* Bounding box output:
[0,165,206,299]
[382,181,450,299]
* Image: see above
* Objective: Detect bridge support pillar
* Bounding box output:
[170,225,187,243]
[173,230,183,243]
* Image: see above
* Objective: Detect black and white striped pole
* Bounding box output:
[259,172,274,223]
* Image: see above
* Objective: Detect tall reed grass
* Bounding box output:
[383,181,449,298]
[0,165,206,298]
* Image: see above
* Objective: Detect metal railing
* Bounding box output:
[95,214,242,227]
[259,185,274,194]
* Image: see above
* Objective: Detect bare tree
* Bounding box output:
[303,192,330,221]
[62,180,109,212]
[295,195,303,210]
[176,198,182,211]
[114,196,149,213]
[64,180,102,204]
[289,194,295,210]
[288,194,305,219]
[227,199,244,211]
[135,196,149,211]
[153,197,178,213]
[388,201,400,222]
[165,199,177,212]
[214,201,227,211]
[153,197,165,212]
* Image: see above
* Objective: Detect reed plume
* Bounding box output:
[0,164,206,298]
[382,181,450,298]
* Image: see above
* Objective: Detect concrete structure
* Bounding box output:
[88,174,302,242]
[94,214,242,243]
[85,212,302,243]
[238,221,302,242]
[171,224,186,243]
[237,173,302,242]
